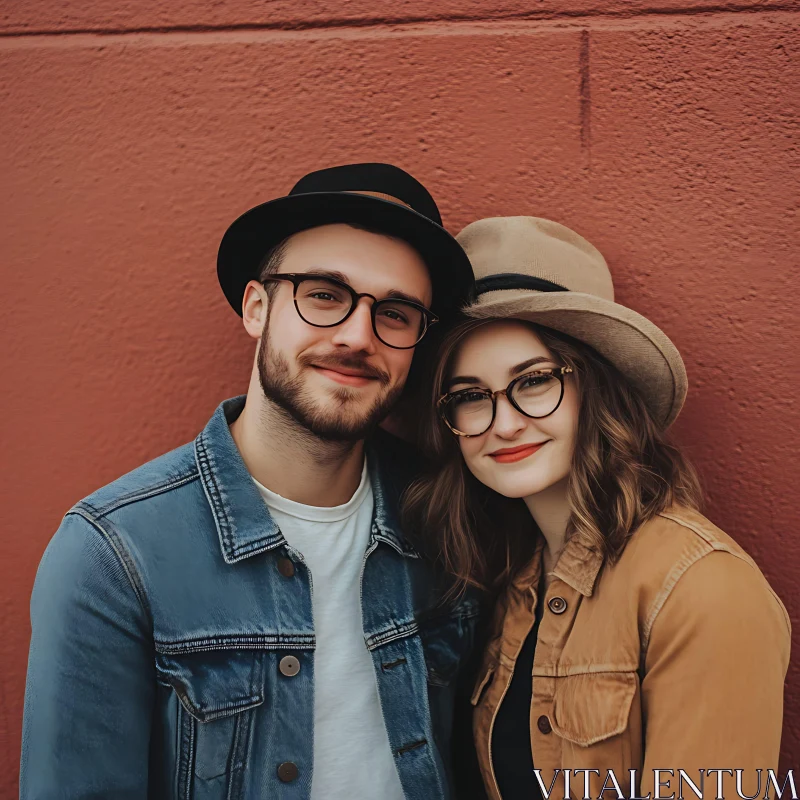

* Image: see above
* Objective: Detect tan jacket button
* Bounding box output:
[537,715,552,734]
[548,596,567,614]
[279,655,301,677]
[277,762,299,782]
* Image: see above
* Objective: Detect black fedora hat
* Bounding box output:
[217,162,474,318]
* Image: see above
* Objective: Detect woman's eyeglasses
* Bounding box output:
[262,273,438,350]
[437,367,573,437]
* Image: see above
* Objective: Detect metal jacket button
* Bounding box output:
[277,557,295,578]
[548,596,567,614]
[277,762,299,782]
[279,655,301,677]
[537,715,552,734]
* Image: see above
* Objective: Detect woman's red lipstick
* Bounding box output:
[489,442,547,463]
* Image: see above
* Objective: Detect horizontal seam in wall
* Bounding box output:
[0,5,798,42]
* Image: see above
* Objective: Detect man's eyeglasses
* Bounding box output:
[261,273,438,350]
[437,367,573,437]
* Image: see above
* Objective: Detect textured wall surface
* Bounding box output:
[1,0,799,791]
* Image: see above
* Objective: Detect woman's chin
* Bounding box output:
[469,466,570,500]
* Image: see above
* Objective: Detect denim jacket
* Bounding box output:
[21,397,481,800]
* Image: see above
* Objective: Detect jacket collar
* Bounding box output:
[512,527,604,597]
[195,397,419,564]
[551,530,605,597]
[365,441,421,559]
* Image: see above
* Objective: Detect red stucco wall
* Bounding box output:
[1,1,798,791]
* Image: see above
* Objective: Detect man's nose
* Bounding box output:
[329,297,378,353]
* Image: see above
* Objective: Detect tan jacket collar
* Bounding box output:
[512,528,605,597]
[552,530,605,596]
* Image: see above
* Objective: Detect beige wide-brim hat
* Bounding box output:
[457,216,687,429]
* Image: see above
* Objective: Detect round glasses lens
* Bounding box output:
[374,300,425,348]
[445,391,494,435]
[295,278,352,325]
[511,372,563,418]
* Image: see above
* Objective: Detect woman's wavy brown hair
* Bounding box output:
[402,317,703,599]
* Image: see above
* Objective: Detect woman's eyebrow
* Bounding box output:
[510,356,551,374]
[446,375,483,390]
[446,357,553,390]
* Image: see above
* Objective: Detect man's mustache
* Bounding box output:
[297,352,391,386]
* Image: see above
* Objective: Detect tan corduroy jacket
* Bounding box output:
[471,506,791,800]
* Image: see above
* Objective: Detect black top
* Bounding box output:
[491,590,545,800]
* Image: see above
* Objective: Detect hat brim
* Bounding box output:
[463,289,687,428]
[217,192,474,318]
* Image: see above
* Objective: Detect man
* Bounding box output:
[21,163,479,799]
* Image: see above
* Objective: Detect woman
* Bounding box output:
[403,217,790,800]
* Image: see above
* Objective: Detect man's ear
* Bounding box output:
[241,280,269,341]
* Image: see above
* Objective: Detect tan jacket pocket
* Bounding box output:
[550,671,637,746]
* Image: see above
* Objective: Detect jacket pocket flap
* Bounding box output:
[156,649,265,723]
[551,671,637,746]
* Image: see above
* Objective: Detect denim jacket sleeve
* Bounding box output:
[21,511,154,799]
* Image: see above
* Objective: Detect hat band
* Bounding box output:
[476,273,568,295]
[348,190,413,210]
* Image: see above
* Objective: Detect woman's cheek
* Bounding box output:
[458,440,492,485]
[458,436,482,464]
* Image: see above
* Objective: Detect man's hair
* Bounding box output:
[401,318,703,600]
[257,238,292,301]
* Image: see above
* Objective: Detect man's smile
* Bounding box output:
[312,364,376,387]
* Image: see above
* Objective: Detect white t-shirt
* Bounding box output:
[253,462,406,800]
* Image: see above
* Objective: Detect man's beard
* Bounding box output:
[257,326,405,442]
